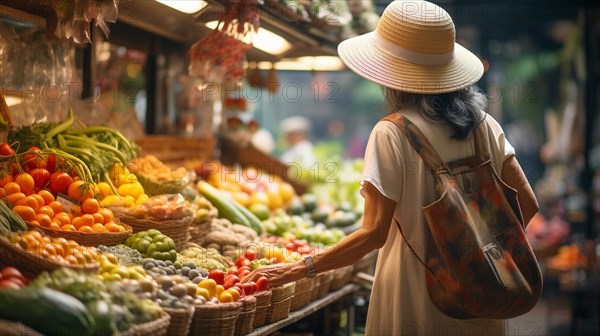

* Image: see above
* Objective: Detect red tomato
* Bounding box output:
[285,242,296,251]
[208,270,225,286]
[0,143,15,156]
[238,266,251,273]
[239,269,250,280]
[23,147,46,169]
[49,172,73,195]
[244,248,257,261]
[30,168,51,188]
[223,275,240,290]
[235,256,251,268]
[46,154,57,173]
[256,276,269,291]
[10,163,20,175]
[227,267,239,276]
[241,282,256,295]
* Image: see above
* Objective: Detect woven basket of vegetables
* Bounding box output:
[25,220,132,246]
[189,302,242,336]
[290,277,313,311]
[163,306,195,336]
[252,290,272,329]
[135,173,189,197]
[0,236,98,279]
[234,295,256,336]
[131,311,171,336]
[330,265,354,291]
[266,282,296,323]
[317,270,335,298]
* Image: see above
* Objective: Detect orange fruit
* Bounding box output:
[35,214,52,228]
[97,208,114,224]
[67,180,94,202]
[0,174,13,187]
[3,182,20,195]
[12,205,36,222]
[31,194,45,209]
[92,213,104,224]
[38,205,55,219]
[29,220,40,226]
[71,216,82,229]
[0,187,5,198]
[81,198,100,214]
[60,224,77,231]
[70,205,81,215]
[51,243,65,257]
[65,255,78,265]
[4,192,25,205]
[43,244,57,257]
[49,221,61,230]
[37,190,55,205]
[16,196,40,213]
[79,214,95,228]
[14,173,35,194]
[48,201,64,214]
[78,226,94,233]
[105,222,122,232]
[92,223,108,232]
[53,212,71,226]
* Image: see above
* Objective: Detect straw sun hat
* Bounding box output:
[338,0,483,94]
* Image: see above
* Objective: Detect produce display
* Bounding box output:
[1,109,365,335]
[7,230,98,267]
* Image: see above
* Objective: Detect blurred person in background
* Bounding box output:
[279,115,316,168]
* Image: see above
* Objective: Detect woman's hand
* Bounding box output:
[241,261,306,287]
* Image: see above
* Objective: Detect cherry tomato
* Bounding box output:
[235,256,251,268]
[244,248,257,261]
[14,173,35,194]
[256,276,269,291]
[208,270,225,285]
[23,147,46,169]
[0,143,15,156]
[30,168,51,188]
[49,172,74,195]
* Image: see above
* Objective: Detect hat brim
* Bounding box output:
[338,31,484,94]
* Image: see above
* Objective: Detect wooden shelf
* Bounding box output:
[247,283,358,336]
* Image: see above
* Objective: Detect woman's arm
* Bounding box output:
[242,182,397,287]
[501,155,539,226]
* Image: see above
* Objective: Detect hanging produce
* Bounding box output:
[46,0,120,44]
[188,0,260,84]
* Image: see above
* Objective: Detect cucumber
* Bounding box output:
[0,201,27,232]
[197,181,251,227]
[0,287,95,336]
[229,199,263,235]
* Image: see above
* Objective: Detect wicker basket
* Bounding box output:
[330,265,354,291]
[189,302,242,336]
[0,236,98,279]
[188,220,212,245]
[266,282,295,323]
[309,275,321,302]
[290,278,313,311]
[132,312,171,336]
[234,295,256,336]
[252,290,272,329]
[0,320,43,336]
[25,221,132,246]
[317,270,335,298]
[135,173,190,197]
[163,306,195,336]
[116,213,193,250]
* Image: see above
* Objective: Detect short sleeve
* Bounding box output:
[483,113,516,172]
[360,122,404,202]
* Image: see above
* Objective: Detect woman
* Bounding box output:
[243,1,539,335]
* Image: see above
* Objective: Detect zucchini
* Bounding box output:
[0,287,95,336]
[197,181,251,227]
[0,201,27,233]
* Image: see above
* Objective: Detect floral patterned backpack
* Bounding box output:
[384,113,542,319]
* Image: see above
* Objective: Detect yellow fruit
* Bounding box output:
[225,288,240,302]
[198,279,217,297]
[100,195,122,207]
[249,192,269,206]
[216,285,225,298]
[136,194,150,205]
[279,183,296,203]
[231,192,250,208]
[196,287,210,300]
[117,182,144,199]
[266,190,283,210]
[97,182,113,197]
[219,292,233,303]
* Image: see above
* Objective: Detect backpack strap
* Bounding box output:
[473,115,491,161]
[383,114,447,175]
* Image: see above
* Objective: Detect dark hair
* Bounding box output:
[384,86,487,140]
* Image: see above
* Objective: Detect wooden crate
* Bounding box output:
[134,135,216,166]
